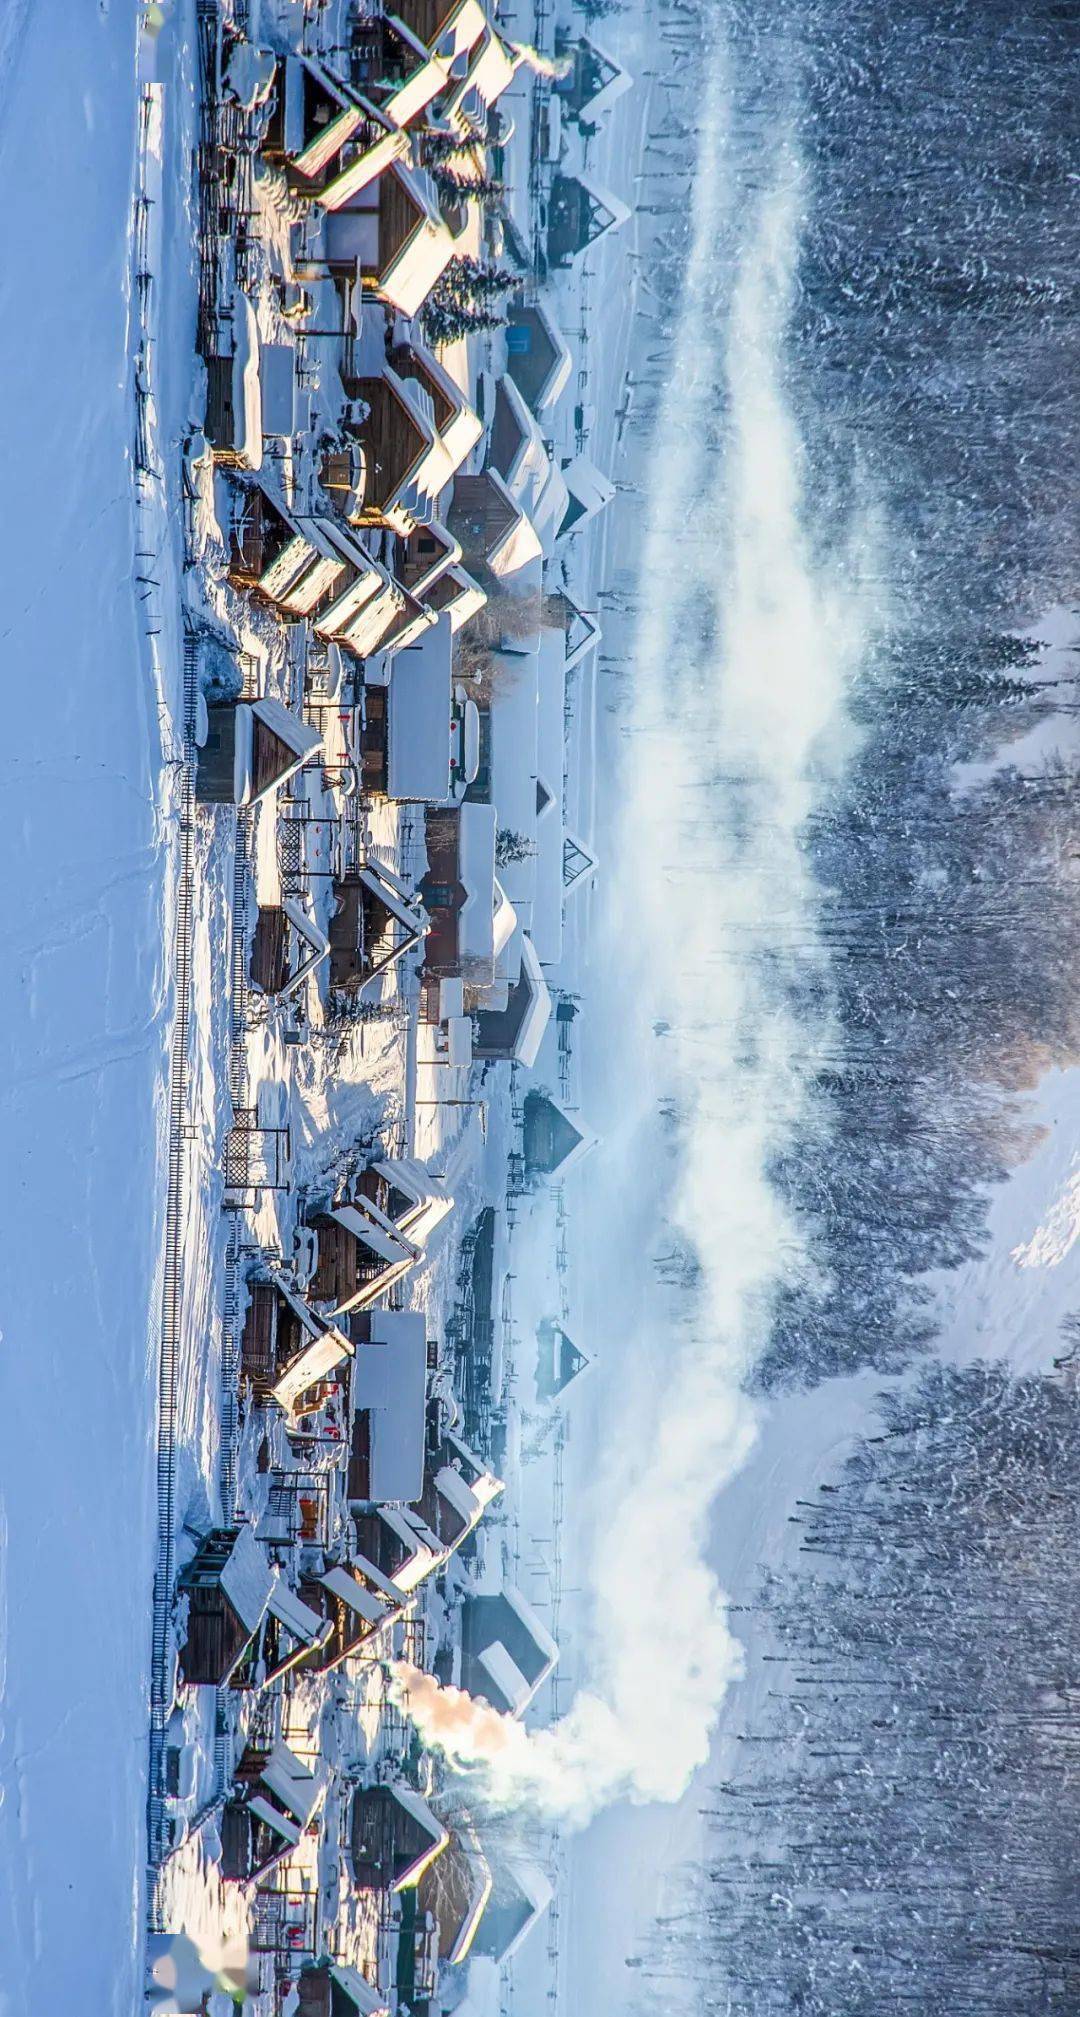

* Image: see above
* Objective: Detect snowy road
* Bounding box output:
[0,7,173,2011]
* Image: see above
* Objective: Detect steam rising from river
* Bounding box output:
[401,55,871,1822]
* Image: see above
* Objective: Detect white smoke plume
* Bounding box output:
[397,55,871,1828]
[508,40,573,82]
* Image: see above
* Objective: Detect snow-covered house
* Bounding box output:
[553,32,634,131]
[504,295,573,416]
[470,1857,553,1964]
[346,1309,429,1505]
[535,1317,590,1404]
[177,1528,330,1687]
[546,167,630,268]
[341,340,482,535]
[352,0,490,134]
[473,935,552,1065]
[298,1961,390,2017]
[326,857,429,991]
[421,801,510,990]
[220,1740,330,1883]
[350,1780,449,1892]
[249,896,330,1000]
[559,452,616,539]
[296,1558,404,1672]
[303,1155,454,1314]
[241,1270,352,1409]
[196,695,323,808]
[447,469,543,584]
[351,1427,504,1592]
[322,159,463,320]
[204,292,263,470]
[262,52,410,196]
[521,1087,598,1181]
[415,1819,493,1971]
[460,1585,559,1717]
[360,613,461,804]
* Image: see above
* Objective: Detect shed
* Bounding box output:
[350,1780,449,1891]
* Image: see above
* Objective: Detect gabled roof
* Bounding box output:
[217,1524,275,1635]
[562,831,598,893]
[379,162,461,319]
[558,453,615,538]
[522,1087,599,1177]
[505,294,573,414]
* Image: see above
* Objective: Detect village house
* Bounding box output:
[357,614,468,806]
[249,895,330,1001]
[326,856,429,991]
[470,1857,554,1965]
[176,1527,331,1687]
[535,1316,590,1404]
[553,32,634,132]
[459,1584,559,1717]
[220,1739,330,1884]
[321,158,465,321]
[421,801,513,992]
[521,1087,598,1181]
[349,1780,449,1892]
[196,694,323,808]
[301,1154,454,1314]
[414,1819,492,1973]
[351,1426,504,1595]
[447,469,544,585]
[472,935,552,1066]
[294,1557,404,1673]
[336,340,483,536]
[504,293,573,417]
[546,167,630,269]
[346,1309,429,1505]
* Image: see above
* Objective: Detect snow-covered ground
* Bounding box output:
[0,6,176,2011]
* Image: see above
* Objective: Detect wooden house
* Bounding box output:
[504,295,573,416]
[553,32,633,130]
[360,613,456,805]
[473,937,552,1066]
[460,1584,559,1717]
[326,857,428,991]
[177,1526,274,1685]
[470,1857,553,1965]
[343,1309,428,1504]
[297,1960,389,2017]
[546,168,630,269]
[295,1557,403,1674]
[340,342,482,533]
[262,52,409,195]
[304,1155,453,1313]
[352,1426,504,1595]
[195,695,323,808]
[415,1820,493,1968]
[204,292,263,470]
[349,1780,449,1892]
[421,802,505,988]
[535,1317,590,1404]
[447,469,543,582]
[323,159,461,321]
[220,1740,330,1884]
[346,0,489,136]
[241,1271,351,1407]
[249,897,329,1000]
[521,1087,597,1180]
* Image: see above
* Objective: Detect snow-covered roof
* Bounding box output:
[497,1859,554,1961]
[505,294,573,414]
[489,376,569,556]
[442,25,520,133]
[321,1562,396,1626]
[476,1640,533,1715]
[271,1320,354,1416]
[572,166,631,239]
[530,628,567,963]
[492,877,517,960]
[219,1524,274,1635]
[380,164,460,319]
[558,452,616,537]
[375,1504,444,1592]
[247,1793,302,1849]
[369,1155,455,1244]
[384,1781,450,1888]
[351,1310,428,1502]
[232,292,263,471]
[266,1578,328,1650]
[457,802,498,964]
[318,125,412,211]
[566,33,634,123]
[260,1740,331,1829]
[357,861,429,941]
[425,1823,494,1965]
[388,612,453,802]
[514,935,553,1067]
